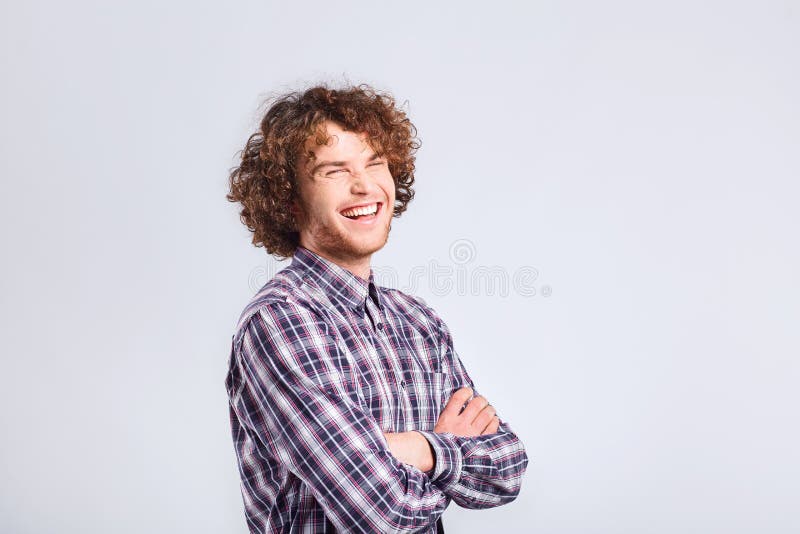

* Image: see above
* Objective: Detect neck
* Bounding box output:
[301,245,372,281]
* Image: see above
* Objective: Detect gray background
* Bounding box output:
[2,1,798,532]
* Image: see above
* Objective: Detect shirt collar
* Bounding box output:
[291,246,383,312]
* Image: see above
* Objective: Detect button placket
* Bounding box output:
[364,295,410,429]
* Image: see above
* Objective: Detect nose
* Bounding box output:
[349,168,378,194]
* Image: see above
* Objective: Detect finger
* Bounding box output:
[461,395,489,421]
[471,404,496,432]
[442,387,473,416]
[482,416,500,435]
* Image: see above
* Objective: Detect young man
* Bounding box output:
[225,85,528,533]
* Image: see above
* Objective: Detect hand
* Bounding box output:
[383,431,435,473]
[434,387,500,437]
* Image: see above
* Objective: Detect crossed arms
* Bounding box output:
[383,385,500,473]
[228,299,528,533]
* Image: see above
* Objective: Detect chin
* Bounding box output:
[351,231,390,255]
[351,238,387,257]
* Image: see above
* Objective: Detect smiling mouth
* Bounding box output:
[340,202,382,220]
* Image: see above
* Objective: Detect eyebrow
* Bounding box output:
[310,152,383,175]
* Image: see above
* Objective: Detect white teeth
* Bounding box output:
[341,203,378,218]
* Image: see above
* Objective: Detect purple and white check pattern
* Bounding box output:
[225,246,528,533]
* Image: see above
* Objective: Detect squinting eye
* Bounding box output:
[369,161,385,167]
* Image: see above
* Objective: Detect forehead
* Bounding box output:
[302,121,373,160]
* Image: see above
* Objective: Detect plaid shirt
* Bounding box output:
[226,246,528,533]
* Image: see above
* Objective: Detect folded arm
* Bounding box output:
[229,301,448,533]
[410,302,530,509]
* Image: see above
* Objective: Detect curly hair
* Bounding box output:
[227,84,420,259]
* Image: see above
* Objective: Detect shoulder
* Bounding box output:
[233,264,324,348]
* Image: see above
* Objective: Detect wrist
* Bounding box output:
[412,431,435,473]
[414,430,463,490]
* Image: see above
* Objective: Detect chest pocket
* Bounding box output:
[355,318,446,431]
[358,368,447,432]
[397,368,446,431]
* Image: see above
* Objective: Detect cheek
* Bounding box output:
[383,176,397,202]
[302,187,337,222]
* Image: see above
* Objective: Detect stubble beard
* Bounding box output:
[304,213,393,265]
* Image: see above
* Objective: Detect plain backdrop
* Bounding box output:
[1,1,799,533]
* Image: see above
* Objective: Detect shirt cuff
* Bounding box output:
[416,431,463,491]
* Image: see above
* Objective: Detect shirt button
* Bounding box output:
[377,322,384,330]
[400,380,406,388]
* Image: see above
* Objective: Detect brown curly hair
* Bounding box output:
[227,84,420,259]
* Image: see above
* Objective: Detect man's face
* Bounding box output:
[293,121,396,272]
